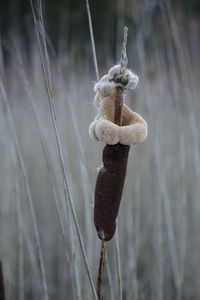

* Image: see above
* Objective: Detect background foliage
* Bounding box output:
[0,0,200,299]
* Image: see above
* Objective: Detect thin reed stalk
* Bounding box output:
[97,240,106,300]
[0,82,49,300]
[14,42,80,299]
[85,0,99,81]
[12,163,42,297]
[154,99,180,291]
[115,229,122,300]
[15,181,25,300]
[30,1,98,298]
[10,146,43,295]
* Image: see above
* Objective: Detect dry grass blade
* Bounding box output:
[85,0,99,81]
[0,82,49,300]
[30,0,98,298]
[154,113,180,290]
[11,155,42,294]
[14,41,80,299]
[15,181,25,300]
[115,229,122,300]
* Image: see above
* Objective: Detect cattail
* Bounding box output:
[89,27,147,299]
[94,28,130,241]
[94,87,130,241]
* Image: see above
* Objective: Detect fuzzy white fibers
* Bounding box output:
[89,65,147,145]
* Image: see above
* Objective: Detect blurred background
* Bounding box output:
[0,0,200,299]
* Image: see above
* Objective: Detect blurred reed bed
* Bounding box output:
[0,0,200,299]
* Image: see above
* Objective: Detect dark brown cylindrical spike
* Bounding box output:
[94,86,130,241]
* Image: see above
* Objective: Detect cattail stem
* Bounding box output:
[120,26,128,71]
[97,240,106,300]
[0,261,5,300]
[114,86,124,126]
[95,26,129,297]
[96,77,126,300]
